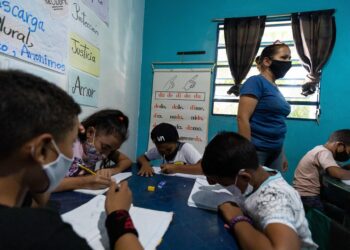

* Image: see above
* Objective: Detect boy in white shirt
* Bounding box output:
[294,129,350,211]
[201,132,317,250]
[137,123,202,177]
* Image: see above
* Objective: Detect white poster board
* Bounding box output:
[148,68,212,154]
[0,0,69,73]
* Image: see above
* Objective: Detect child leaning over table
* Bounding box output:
[293,129,350,211]
[201,131,317,250]
[137,123,202,177]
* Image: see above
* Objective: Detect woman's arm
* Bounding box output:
[237,95,258,140]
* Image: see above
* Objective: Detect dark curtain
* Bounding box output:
[224,16,266,96]
[291,10,336,96]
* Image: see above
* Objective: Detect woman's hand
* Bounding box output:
[105,181,132,214]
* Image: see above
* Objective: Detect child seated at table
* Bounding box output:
[0,70,142,250]
[55,109,133,192]
[201,131,317,250]
[137,123,202,177]
[293,129,350,211]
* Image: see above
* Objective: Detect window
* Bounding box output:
[213,18,320,120]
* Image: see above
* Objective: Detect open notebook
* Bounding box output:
[152,166,206,180]
[74,172,132,195]
[187,178,241,212]
[62,195,173,250]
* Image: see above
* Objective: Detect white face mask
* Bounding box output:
[229,169,254,197]
[42,140,73,192]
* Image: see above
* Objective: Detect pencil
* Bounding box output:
[78,163,96,175]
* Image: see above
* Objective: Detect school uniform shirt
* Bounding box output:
[240,75,291,151]
[0,204,91,250]
[293,145,339,197]
[144,142,202,165]
[244,168,318,249]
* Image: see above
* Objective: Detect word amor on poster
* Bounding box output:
[68,68,99,107]
[149,70,211,153]
[0,0,68,73]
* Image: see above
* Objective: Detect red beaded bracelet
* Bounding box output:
[228,215,253,229]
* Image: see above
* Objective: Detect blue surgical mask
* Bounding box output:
[42,140,74,192]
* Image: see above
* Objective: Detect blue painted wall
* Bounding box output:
[137,0,350,183]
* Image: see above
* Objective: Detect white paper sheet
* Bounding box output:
[62,195,173,250]
[187,178,239,211]
[74,172,132,195]
[152,166,206,180]
[341,179,350,185]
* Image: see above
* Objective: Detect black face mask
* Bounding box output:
[164,143,179,162]
[334,146,350,162]
[269,60,292,79]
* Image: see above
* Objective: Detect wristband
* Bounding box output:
[228,215,253,229]
[105,210,138,248]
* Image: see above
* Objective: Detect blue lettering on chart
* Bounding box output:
[0,1,45,32]
[20,44,65,72]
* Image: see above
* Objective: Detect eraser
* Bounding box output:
[147,186,155,192]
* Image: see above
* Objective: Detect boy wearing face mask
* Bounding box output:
[293,129,350,211]
[202,132,318,250]
[137,123,202,177]
[0,71,142,250]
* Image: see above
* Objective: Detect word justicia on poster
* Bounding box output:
[0,0,69,73]
[149,69,212,154]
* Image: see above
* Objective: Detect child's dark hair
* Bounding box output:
[0,70,81,157]
[202,132,259,177]
[80,109,129,142]
[328,129,350,146]
[150,123,179,144]
[255,42,289,65]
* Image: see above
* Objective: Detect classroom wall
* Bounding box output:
[137,0,350,182]
[0,0,145,160]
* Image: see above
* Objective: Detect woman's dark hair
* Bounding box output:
[0,70,81,157]
[202,132,259,177]
[255,43,289,65]
[79,109,129,142]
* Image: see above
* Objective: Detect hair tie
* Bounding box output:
[118,116,124,122]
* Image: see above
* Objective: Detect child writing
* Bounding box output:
[137,123,202,177]
[55,109,133,191]
[293,129,350,211]
[201,132,317,250]
[0,70,142,250]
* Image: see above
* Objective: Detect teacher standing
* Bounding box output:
[237,42,292,171]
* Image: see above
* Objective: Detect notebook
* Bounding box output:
[187,178,241,211]
[74,172,132,195]
[341,179,350,185]
[152,166,206,180]
[62,195,173,250]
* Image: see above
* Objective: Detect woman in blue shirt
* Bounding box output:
[237,42,291,171]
